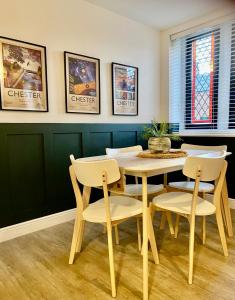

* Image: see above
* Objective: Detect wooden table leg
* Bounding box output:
[142,175,149,300]
[221,179,233,237]
[147,207,159,265]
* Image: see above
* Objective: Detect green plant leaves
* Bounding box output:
[142,121,182,141]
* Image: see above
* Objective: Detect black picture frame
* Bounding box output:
[0,36,48,112]
[64,51,101,114]
[111,62,138,116]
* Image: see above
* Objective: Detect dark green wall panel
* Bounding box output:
[51,133,83,210]
[113,131,137,148]
[0,123,234,228]
[0,123,146,228]
[7,134,46,224]
[87,132,112,156]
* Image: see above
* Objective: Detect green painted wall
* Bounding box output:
[0,123,234,228]
[0,123,147,228]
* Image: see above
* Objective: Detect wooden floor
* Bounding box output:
[0,211,235,300]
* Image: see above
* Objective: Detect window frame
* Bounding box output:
[184,30,220,130]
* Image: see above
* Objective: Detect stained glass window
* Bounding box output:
[185,30,219,129]
[191,34,214,123]
[170,21,235,133]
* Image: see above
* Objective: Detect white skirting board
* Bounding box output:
[0,208,76,243]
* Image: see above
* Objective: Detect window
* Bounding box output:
[185,30,220,129]
[169,19,235,134]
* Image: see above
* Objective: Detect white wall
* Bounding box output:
[160,8,234,121]
[0,0,160,123]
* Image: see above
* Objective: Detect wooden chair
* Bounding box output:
[181,144,227,151]
[168,144,227,240]
[106,145,165,197]
[69,155,143,297]
[168,144,227,195]
[151,153,228,284]
[106,146,174,235]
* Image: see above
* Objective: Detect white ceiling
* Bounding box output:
[85,0,232,30]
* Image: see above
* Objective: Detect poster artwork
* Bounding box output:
[0,39,48,111]
[65,52,100,114]
[112,63,138,115]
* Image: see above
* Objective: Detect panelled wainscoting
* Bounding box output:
[0,123,147,228]
[0,123,235,229]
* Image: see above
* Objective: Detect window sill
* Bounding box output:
[179,131,235,137]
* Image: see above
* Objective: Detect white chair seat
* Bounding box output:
[83,196,142,223]
[125,184,164,196]
[168,181,214,193]
[152,192,216,216]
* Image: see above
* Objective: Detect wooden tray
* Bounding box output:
[137,150,187,159]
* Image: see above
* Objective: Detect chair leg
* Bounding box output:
[216,209,228,257]
[148,208,159,265]
[69,215,82,264]
[201,216,206,245]
[160,213,166,230]
[137,217,142,251]
[221,202,227,232]
[76,220,85,253]
[166,212,175,235]
[114,225,119,245]
[107,224,117,297]
[188,216,196,284]
[174,214,180,239]
[201,193,206,245]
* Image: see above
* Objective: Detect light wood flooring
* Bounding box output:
[0,211,235,300]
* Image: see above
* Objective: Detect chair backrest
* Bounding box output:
[183,152,226,182]
[106,145,143,156]
[187,157,227,221]
[70,155,120,187]
[69,155,121,224]
[213,160,228,207]
[181,143,227,151]
[69,164,84,212]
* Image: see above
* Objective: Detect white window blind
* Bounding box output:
[229,23,235,128]
[169,19,235,134]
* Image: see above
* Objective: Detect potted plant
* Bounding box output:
[142,121,182,153]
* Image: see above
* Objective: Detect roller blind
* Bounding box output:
[229,23,235,128]
[169,19,235,134]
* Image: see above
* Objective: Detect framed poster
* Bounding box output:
[112,62,138,116]
[0,37,48,112]
[64,52,100,114]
